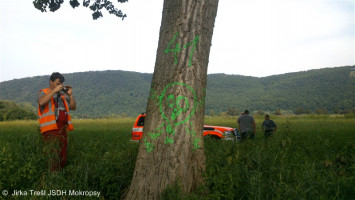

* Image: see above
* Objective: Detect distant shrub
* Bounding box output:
[0,100,37,121]
[274,109,282,115]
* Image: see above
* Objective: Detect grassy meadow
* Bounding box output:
[0,115,354,199]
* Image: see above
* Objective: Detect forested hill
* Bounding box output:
[0,66,354,118]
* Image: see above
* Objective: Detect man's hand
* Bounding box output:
[66,86,73,96]
[38,85,63,107]
[53,84,63,93]
[67,86,76,110]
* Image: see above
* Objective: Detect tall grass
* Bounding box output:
[0,118,138,199]
[197,115,355,200]
[1,115,354,199]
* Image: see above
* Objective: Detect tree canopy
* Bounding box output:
[0,100,37,121]
[33,0,128,20]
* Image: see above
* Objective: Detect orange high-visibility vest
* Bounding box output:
[38,88,74,133]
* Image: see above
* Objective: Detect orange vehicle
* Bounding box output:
[131,113,240,141]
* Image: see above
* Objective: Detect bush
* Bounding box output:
[0,100,37,121]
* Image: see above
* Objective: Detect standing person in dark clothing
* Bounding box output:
[237,110,256,141]
[261,114,277,139]
[38,72,76,171]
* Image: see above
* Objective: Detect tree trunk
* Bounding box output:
[124,0,219,199]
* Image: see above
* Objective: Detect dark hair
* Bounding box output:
[265,114,270,118]
[50,72,65,83]
[244,110,249,114]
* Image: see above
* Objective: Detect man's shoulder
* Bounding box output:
[38,88,47,98]
[39,88,50,94]
[239,114,254,120]
[247,115,255,120]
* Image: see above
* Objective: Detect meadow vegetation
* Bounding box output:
[0,115,354,199]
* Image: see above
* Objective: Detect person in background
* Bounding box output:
[237,110,256,141]
[261,114,277,139]
[37,72,76,171]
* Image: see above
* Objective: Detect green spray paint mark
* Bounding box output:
[159,82,197,131]
[144,138,154,153]
[164,32,181,65]
[144,82,203,152]
[164,32,200,67]
[185,122,201,151]
[148,130,162,140]
[183,35,199,66]
[193,138,201,151]
[165,136,174,144]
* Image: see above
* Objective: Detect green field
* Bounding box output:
[0,115,354,199]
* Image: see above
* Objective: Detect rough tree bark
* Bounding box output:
[125,0,219,199]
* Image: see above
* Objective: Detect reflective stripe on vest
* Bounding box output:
[38,88,74,133]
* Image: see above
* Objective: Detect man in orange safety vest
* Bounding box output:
[38,72,76,171]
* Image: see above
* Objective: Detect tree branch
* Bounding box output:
[33,0,127,20]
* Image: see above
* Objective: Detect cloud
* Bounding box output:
[0,0,354,81]
[0,0,163,81]
[208,0,354,76]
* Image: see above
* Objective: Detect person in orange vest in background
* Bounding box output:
[38,72,76,171]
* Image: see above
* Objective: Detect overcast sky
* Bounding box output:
[0,0,354,82]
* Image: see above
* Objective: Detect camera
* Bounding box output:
[62,86,69,93]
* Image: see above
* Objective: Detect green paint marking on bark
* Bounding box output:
[144,139,154,153]
[183,35,199,66]
[164,32,181,65]
[159,82,197,129]
[193,138,201,151]
[164,32,199,66]
[145,82,203,152]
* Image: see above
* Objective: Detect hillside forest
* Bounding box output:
[0,66,354,120]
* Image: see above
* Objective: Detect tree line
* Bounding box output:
[0,66,354,118]
[0,100,37,121]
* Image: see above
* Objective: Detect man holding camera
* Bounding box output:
[37,72,76,171]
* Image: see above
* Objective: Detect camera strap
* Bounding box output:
[56,92,60,108]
